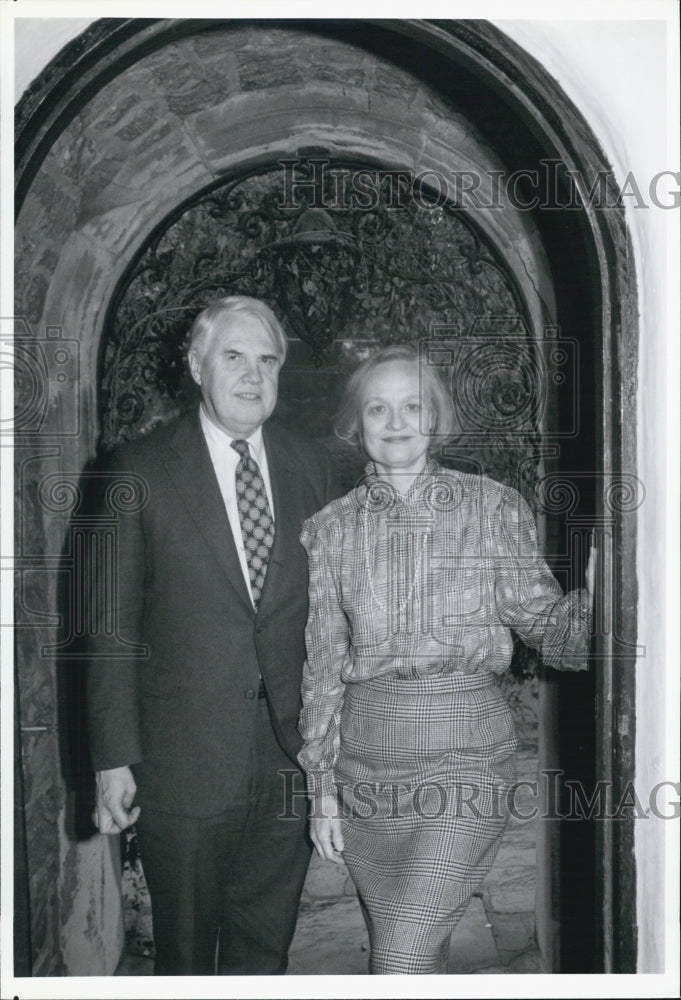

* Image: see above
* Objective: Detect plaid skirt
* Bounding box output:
[335,671,518,975]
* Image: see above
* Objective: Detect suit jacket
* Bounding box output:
[86,409,339,817]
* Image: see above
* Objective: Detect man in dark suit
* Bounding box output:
[87,296,338,975]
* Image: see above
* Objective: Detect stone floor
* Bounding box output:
[116,746,542,977]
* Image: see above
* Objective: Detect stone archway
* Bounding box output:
[14,18,637,976]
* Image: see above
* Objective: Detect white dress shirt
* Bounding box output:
[199,405,275,607]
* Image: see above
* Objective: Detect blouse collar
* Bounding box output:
[358,457,443,512]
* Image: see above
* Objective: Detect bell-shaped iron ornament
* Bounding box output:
[264,207,361,365]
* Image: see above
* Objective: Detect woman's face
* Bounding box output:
[360,360,432,479]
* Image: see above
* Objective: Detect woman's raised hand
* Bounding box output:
[310,793,345,865]
[586,539,597,616]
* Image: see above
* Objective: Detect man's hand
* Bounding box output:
[94,766,140,834]
[310,793,345,865]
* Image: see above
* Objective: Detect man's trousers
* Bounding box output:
[135,695,312,975]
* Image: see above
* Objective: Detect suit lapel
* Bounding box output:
[163,410,254,613]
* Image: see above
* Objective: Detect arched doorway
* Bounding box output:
[14,18,638,975]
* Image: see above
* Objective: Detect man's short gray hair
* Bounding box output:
[188,296,289,362]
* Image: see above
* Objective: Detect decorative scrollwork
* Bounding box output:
[423,476,463,513]
[362,480,400,514]
[605,475,646,513]
[38,476,83,515]
[104,474,150,515]
[536,475,580,515]
[453,341,543,431]
[10,343,50,431]
[100,159,532,461]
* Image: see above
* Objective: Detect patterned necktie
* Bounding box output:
[231,439,275,608]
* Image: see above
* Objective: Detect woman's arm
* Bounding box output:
[493,488,592,671]
[298,516,352,862]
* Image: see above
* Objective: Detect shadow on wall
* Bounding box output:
[55,460,103,844]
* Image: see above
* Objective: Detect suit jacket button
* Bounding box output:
[255,625,266,634]
[244,688,256,700]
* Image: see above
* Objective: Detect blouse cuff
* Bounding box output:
[304,767,337,801]
[540,588,592,671]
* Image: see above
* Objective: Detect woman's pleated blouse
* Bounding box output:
[298,461,591,798]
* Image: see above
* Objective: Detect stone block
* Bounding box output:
[59,825,125,975]
[374,64,421,105]
[486,864,536,914]
[238,48,306,91]
[223,26,370,94]
[508,947,544,972]
[288,896,369,975]
[447,896,500,973]
[115,952,154,975]
[494,816,537,857]
[186,85,369,168]
[27,170,80,240]
[75,129,210,232]
[301,853,355,901]
[487,909,535,963]
[22,730,64,975]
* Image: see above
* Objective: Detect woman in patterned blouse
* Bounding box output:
[298,344,593,974]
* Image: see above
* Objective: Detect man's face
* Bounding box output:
[188,313,282,438]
